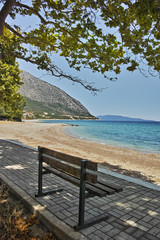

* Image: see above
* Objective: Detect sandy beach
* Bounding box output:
[0,121,160,185]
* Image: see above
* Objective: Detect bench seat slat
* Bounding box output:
[86,182,116,195]
[42,147,97,171]
[43,166,107,197]
[43,155,97,183]
[98,179,123,192]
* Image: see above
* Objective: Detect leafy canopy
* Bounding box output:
[0,28,25,120]
[0,0,160,91]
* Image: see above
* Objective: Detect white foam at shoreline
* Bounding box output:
[64,125,160,156]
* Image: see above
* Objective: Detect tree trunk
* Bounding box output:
[0,0,17,35]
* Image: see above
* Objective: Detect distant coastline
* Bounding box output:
[21,114,159,122]
[47,115,159,122]
[96,115,159,122]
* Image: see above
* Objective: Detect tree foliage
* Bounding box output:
[0,0,160,92]
[0,28,25,121]
[0,62,25,121]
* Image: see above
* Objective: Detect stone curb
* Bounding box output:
[99,167,160,191]
[0,173,87,240]
[0,138,38,152]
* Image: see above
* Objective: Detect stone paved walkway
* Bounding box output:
[0,139,160,240]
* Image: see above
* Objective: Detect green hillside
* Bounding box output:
[23,97,95,119]
[20,71,96,120]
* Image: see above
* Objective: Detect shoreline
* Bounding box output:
[38,118,160,156]
[0,121,160,185]
[64,126,160,156]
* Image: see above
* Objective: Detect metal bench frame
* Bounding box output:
[35,146,120,230]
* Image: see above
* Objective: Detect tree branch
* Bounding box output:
[0,0,17,35]
[16,2,47,25]
[17,54,99,92]
[47,63,99,92]
[15,2,100,60]
[5,22,25,39]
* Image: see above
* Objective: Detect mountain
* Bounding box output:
[97,115,154,122]
[19,71,96,120]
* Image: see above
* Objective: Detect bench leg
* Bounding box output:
[35,146,63,198]
[74,160,109,231]
[35,147,43,197]
[74,213,109,231]
[74,160,87,231]
[35,188,63,197]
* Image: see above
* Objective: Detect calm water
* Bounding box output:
[39,120,160,155]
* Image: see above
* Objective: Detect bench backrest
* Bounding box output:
[38,146,98,184]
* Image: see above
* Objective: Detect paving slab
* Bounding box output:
[0,139,160,240]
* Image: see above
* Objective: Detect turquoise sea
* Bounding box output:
[39,120,160,155]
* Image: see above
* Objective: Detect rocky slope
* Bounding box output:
[20,71,95,119]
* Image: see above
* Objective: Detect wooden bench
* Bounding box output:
[35,146,123,231]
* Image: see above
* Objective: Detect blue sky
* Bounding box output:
[19,56,160,121]
[2,2,160,121]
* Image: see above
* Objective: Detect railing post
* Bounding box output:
[78,159,87,228]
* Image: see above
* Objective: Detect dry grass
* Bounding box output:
[0,178,56,240]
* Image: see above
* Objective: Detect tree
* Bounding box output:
[0,28,25,121]
[0,0,160,92]
[0,61,25,121]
